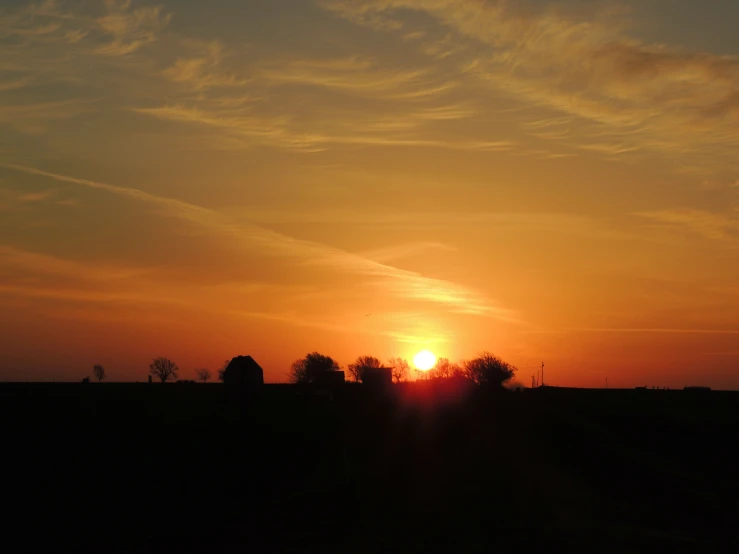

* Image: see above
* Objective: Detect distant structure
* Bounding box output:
[223,355,264,387]
[541,361,544,387]
[362,366,392,390]
[315,370,345,388]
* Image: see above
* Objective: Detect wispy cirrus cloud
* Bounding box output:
[0,0,172,134]
[524,326,739,336]
[130,101,509,152]
[162,39,249,92]
[257,56,458,100]
[322,0,739,179]
[0,99,97,124]
[17,189,56,202]
[93,0,170,56]
[636,209,739,241]
[0,163,514,320]
[0,244,152,282]
[138,48,483,151]
[356,242,456,263]
[0,245,307,327]
[0,1,511,153]
[567,327,739,335]
[0,76,35,92]
[0,0,170,57]
[0,241,480,347]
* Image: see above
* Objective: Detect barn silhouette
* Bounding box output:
[222,355,264,387]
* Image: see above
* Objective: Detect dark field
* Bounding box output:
[2,383,738,553]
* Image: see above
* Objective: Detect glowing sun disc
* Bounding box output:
[414,350,436,371]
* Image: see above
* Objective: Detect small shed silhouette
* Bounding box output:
[223,355,264,387]
[315,370,345,388]
[362,366,392,389]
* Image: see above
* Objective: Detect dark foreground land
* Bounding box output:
[2,382,739,553]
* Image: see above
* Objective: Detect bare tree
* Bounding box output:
[195,368,211,383]
[149,357,179,383]
[464,352,516,388]
[92,364,106,382]
[347,355,382,383]
[289,352,340,384]
[429,358,463,379]
[451,363,466,379]
[388,357,410,383]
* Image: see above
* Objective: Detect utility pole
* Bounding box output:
[541,361,544,388]
[537,369,540,389]
[531,375,536,389]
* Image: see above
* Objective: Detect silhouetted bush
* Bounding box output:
[290,352,340,384]
[464,352,516,389]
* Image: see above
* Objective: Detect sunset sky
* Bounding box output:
[1,0,738,388]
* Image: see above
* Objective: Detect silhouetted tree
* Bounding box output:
[289,352,340,384]
[429,358,463,379]
[149,357,178,383]
[451,363,466,379]
[195,368,211,383]
[92,364,106,382]
[348,355,382,383]
[464,352,516,388]
[388,357,410,383]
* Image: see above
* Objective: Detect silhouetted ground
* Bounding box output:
[2,383,738,553]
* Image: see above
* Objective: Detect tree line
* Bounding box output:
[87,358,218,384]
[86,351,516,388]
[289,351,516,388]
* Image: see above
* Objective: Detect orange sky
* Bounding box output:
[1,0,738,388]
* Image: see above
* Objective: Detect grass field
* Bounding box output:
[2,383,738,553]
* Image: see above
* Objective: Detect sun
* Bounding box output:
[413,350,437,371]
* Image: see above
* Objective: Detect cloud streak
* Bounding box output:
[569,328,739,335]
[636,209,739,241]
[0,163,513,319]
[130,103,512,152]
[323,0,739,177]
[0,244,152,281]
[0,0,170,57]
[257,56,457,100]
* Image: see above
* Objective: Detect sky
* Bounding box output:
[1,0,738,388]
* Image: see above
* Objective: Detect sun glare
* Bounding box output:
[413,350,437,371]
